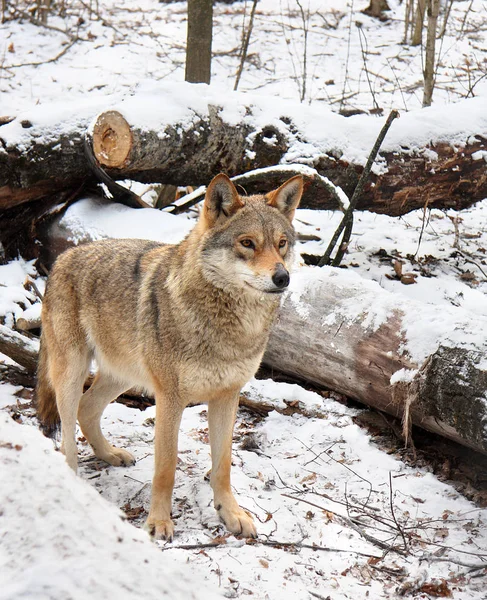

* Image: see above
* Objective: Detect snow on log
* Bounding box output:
[0,324,39,373]
[1,82,487,215]
[264,267,487,454]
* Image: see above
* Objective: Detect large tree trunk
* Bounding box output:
[264,268,487,454]
[1,86,486,217]
[422,0,440,107]
[185,0,213,84]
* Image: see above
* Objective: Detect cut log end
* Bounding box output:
[92,110,133,168]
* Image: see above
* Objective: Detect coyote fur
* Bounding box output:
[36,173,303,540]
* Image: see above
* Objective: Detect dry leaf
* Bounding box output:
[393,259,403,277]
[419,580,452,597]
[300,473,317,484]
[401,273,417,285]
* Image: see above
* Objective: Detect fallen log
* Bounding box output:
[1,83,486,217]
[264,267,487,454]
[0,325,39,373]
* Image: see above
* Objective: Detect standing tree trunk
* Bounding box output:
[185,0,213,84]
[363,0,390,19]
[411,0,426,46]
[422,0,440,107]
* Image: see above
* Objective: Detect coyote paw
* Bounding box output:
[97,446,135,467]
[144,517,175,542]
[217,504,257,538]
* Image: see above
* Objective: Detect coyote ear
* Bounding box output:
[203,174,245,228]
[266,175,303,222]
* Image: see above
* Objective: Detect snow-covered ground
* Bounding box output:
[1,0,487,598]
[2,0,487,115]
[1,372,487,600]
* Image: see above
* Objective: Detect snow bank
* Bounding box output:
[0,411,219,600]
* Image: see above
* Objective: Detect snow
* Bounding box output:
[0,411,220,600]
[57,196,194,245]
[2,0,486,115]
[0,259,38,328]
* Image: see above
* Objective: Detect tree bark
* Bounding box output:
[0,325,39,373]
[362,0,390,19]
[412,0,426,46]
[422,0,440,107]
[264,268,487,454]
[185,0,213,84]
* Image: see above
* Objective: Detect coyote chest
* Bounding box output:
[167,292,277,400]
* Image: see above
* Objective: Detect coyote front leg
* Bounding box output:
[145,391,183,542]
[208,389,257,538]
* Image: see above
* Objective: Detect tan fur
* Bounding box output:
[36,173,303,540]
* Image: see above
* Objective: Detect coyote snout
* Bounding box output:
[271,263,290,290]
[36,172,303,541]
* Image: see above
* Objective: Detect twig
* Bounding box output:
[357,24,380,112]
[25,279,44,302]
[421,555,487,570]
[458,0,474,40]
[295,436,375,504]
[318,109,399,267]
[438,0,453,38]
[282,493,407,555]
[389,471,408,552]
[295,0,309,102]
[160,537,382,559]
[414,203,431,258]
[7,36,79,69]
[234,0,259,91]
[83,135,149,209]
[339,0,354,114]
[457,250,487,281]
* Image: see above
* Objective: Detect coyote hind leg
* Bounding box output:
[78,373,135,467]
[50,351,91,472]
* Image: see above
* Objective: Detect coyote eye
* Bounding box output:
[240,239,255,249]
[279,239,287,249]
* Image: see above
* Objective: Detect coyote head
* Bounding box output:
[199,173,303,296]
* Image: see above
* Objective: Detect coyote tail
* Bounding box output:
[35,333,59,437]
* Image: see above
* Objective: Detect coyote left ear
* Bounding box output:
[203,174,245,228]
[266,175,303,222]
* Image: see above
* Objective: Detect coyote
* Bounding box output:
[36,173,303,540]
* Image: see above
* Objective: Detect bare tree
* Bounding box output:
[185,0,213,84]
[422,0,440,106]
[362,0,390,20]
[411,0,426,46]
[234,0,259,91]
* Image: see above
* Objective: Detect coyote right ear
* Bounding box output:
[202,174,245,228]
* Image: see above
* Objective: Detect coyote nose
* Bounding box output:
[272,264,290,289]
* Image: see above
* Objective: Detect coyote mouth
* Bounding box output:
[245,282,286,295]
